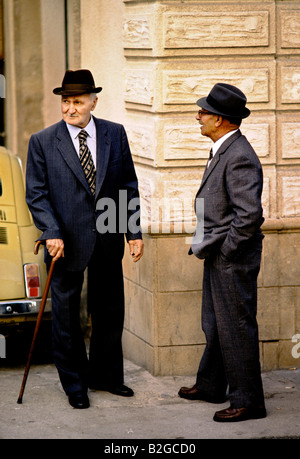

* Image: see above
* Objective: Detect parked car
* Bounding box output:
[0,146,51,359]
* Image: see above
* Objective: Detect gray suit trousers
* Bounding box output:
[196,238,265,408]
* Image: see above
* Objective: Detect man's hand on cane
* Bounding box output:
[46,239,65,262]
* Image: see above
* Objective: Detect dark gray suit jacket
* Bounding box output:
[190,130,264,260]
[26,116,142,271]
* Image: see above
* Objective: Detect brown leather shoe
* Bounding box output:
[178,385,226,403]
[213,405,267,422]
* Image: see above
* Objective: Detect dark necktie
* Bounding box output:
[205,148,213,169]
[78,130,96,195]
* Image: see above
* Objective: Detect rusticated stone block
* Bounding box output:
[124,278,154,345]
[123,14,152,49]
[279,287,296,340]
[281,123,300,159]
[163,11,270,49]
[155,345,204,376]
[122,329,154,374]
[278,232,300,286]
[242,114,276,165]
[124,59,275,112]
[278,113,300,163]
[123,1,275,57]
[157,291,204,346]
[278,7,300,54]
[257,287,280,342]
[163,67,271,107]
[156,236,204,292]
[163,122,211,161]
[278,340,299,368]
[135,165,202,233]
[261,233,280,287]
[279,64,300,107]
[127,113,276,170]
[280,175,300,218]
[261,165,277,219]
[124,66,154,106]
[126,117,155,162]
[261,341,279,371]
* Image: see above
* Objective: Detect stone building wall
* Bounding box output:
[120,0,300,375]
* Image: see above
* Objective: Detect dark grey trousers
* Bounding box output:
[48,237,125,395]
[196,239,265,408]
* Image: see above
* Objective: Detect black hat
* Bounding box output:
[53,69,102,96]
[196,83,250,119]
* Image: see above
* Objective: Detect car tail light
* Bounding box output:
[23,264,42,298]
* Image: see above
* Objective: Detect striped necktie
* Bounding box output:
[78,130,96,195]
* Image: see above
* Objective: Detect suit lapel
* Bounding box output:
[198,130,241,193]
[56,120,92,194]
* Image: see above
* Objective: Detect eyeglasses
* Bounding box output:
[197,110,214,117]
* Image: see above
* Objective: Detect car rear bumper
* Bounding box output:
[0,298,51,316]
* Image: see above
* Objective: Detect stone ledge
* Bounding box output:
[139,217,300,237]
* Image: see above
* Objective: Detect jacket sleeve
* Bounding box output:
[220,152,264,260]
[25,133,64,241]
[120,125,142,241]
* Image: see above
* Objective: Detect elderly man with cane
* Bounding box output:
[25,69,143,409]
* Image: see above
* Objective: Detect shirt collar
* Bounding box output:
[212,129,238,155]
[65,116,96,140]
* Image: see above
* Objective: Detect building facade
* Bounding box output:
[2,0,300,375]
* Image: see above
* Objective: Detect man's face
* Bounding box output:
[61,93,98,128]
[195,109,218,140]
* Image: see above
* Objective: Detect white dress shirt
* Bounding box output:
[207,129,238,167]
[65,116,97,169]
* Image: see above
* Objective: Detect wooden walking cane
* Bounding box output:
[17,241,55,404]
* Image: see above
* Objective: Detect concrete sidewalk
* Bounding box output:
[0,359,299,440]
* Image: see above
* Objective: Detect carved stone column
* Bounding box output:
[120,0,300,376]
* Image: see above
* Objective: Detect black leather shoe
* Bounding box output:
[68,392,90,409]
[109,385,134,397]
[213,405,267,422]
[89,383,134,397]
[178,385,226,403]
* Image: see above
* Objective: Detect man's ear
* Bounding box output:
[215,115,223,127]
[91,96,98,111]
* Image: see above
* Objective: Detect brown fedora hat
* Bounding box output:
[53,69,102,96]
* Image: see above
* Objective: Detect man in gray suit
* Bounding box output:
[26,70,143,409]
[178,83,266,422]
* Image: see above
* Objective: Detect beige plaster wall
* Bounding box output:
[3,0,65,165]
[80,0,127,125]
